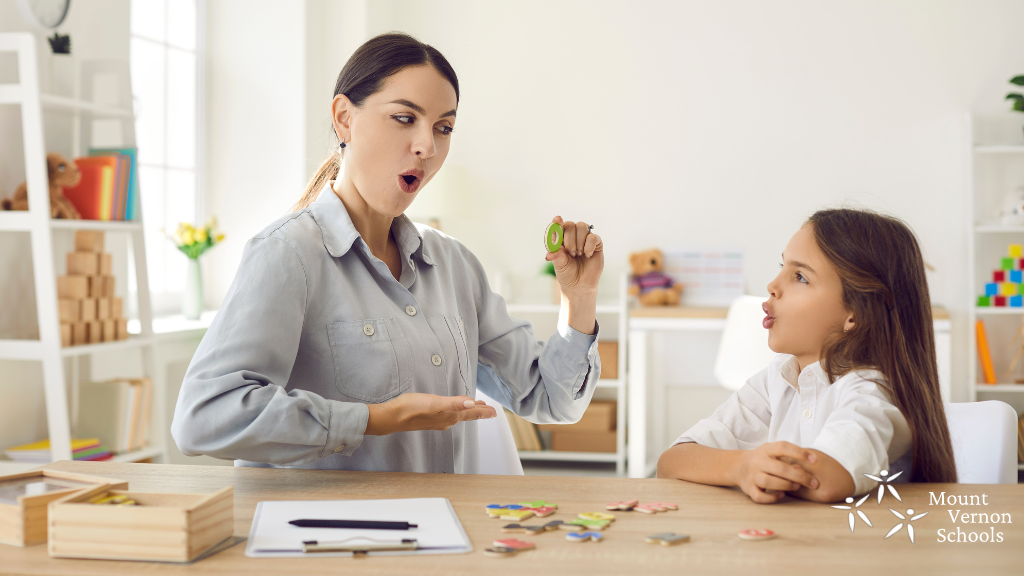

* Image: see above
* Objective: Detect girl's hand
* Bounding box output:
[734,441,821,504]
[365,393,496,435]
[546,216,604,300]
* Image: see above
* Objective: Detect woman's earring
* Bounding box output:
[338,140,346,151]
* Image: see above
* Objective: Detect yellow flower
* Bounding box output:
[181,228,194,245]
[215,233,225,242]
[195,229,208,243]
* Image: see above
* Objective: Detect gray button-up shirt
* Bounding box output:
[171,182,601,473]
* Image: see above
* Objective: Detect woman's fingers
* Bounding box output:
[583,230,602,258]
[562,220,578,256]
[573,221,590,258]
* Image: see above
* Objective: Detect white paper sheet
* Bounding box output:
[244,498,472,558]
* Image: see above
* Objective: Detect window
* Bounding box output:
[129,0,201,315]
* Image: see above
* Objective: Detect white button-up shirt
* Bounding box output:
[171,182,600,474]
[673,354,912,496]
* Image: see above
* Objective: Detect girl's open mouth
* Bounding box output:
[762,302,775,330]
[398,170,424,193]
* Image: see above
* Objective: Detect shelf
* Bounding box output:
[61,336,155,357]
[975,225,1024,233]
[50,219,142,232]
[517,450,619,463]
[0,212,32,231]
[506,303,622,314]
[975,307,1024,315]
[595,377,623,389]
[974,144,1024,154]
[0,459,42,475]
[38,93,134,118]
[109,446,163,463]
[975,384,1024,393]
[0,339,44,360]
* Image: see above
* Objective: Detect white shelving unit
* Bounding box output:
[505,275,630,476]
[0,33,165,472]
[966,118,1024,472]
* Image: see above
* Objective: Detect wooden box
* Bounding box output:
[74,230,104,253]
[60,323,72,346]
[98,253,112,275]
[101,320,116,342]
[537,400,616,434]
[48,485,233,563]
[56,276,88,299]
[96,298,110,320]
[598,341,618,379]
[85,321,102,344]
[0,470,127,547]
[115,318,129,340]
[80,298,96,322]
[58,299,80,323]
[551,430,617,453]
[67,252,99,276]
[71,322,87,345]
[111,297,123,319]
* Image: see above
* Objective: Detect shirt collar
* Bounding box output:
[309,181,436,266]
[779,356,828,390]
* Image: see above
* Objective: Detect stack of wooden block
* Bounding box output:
[57,231,128,346]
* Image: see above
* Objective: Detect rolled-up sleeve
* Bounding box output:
[810,380,911,496]
[671,369,772,450]
[170,235,368,465]
[470,259,600,425]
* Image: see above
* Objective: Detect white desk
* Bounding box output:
[626,306,952,479]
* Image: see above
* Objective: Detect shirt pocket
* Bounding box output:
[327,318,412,403]
[443,314,472,394]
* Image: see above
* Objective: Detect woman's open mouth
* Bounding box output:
[398,169,424,193]
[762,302,775,330]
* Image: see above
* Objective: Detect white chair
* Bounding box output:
[713,295,778,392]
[474,388,524,476]
[945,401,1019,484]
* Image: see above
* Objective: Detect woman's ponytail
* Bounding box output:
[292,149,341,212]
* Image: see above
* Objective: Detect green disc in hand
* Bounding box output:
[544,222,563,253]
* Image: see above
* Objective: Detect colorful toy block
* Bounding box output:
[606,499,639,511]
[530,506,557,518]
[994,270,1006,282]
[1010,244,1022,258]
[578,512,616,522]
[501,523,548,535]
[566,531,603,543]
[1012,270,1022,283]
[986,283,998,296]
[562,518,610,530]
[996,296,1007,307]
[518,500,557,509]
[634,502,679,514]
[484,538,536,557]
[978,296,991,307]
[646,532,691,546]
[1002,283,1018,296]
[500,509,536,522]
[1011,295,1022,307]
[1002,257,1014,270]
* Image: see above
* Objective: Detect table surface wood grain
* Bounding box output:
[0,461,1019,575]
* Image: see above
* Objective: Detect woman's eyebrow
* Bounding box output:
[389,99,457,119]
[782,253,816,274]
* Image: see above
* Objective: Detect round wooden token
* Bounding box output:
[737,529,776,541]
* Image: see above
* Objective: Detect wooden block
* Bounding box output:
[98,253,112,275]
[79,298,96,322]
[86,321,102,344]
[56,276,88,299]
[58,299,80,323]
[101,276,115,298]
[551,430,617,453]
[66,252,99,276]
[60,323,72,347]
[96,298,110,320]
[537,401,616,434]
[86,276,103,299]
[74,230,104,253]
[71,322,87,345]
[111,297,123,319]
[598,341,618,379]
[101,320,116,342]
[115,318,128,340]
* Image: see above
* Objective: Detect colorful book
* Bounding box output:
[3,438,111,462]
[63,157,117,220]
[90,147,139,220]
[976,320,997,385]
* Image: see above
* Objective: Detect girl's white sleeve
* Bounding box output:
[670,367,772,450]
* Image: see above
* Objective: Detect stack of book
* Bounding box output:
[62,148,139,221]
[506,410,546,451]
[77,378,153,454]
[3,438,112,463]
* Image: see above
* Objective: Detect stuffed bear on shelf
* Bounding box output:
[1,152,81,219]
[628,248,683,306]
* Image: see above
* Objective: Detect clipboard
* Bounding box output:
[244,498,473,557]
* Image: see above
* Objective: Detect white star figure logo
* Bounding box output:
[863,469,903,504]
[885,508,928,543]
[831,493,873,532]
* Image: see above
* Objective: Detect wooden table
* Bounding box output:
[2,461,1021,575]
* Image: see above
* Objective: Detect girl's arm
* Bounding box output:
[782,449,856,503]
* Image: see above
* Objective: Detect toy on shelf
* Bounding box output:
[0,152,81,219]
[628,248,683,306]
[978,243,1024,308]
[57,230,129,346]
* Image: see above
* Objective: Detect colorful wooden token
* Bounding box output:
[519,500,557,510]
[635,502,679,514]
[737,529,776,541]
[566,531,604,543]
[542,520,566,531]
[579,512,615,522]
[530,506,557,518]
[606,499,639,511]
[500,509,536,522]
[493,538,536,551]
[502,523,547,535]
[646,532,691,546]
[563,518,610,530]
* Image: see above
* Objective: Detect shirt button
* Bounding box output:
[332,444,346,454]
[431,354,442,366]
[363,324,375,336]
[406,305,417,316]
[803,409,812,419]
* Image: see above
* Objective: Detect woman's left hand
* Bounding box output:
[546,216,604,300]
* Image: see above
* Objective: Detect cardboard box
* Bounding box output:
[598,341,618,380]
[56,276,88,300]
[79,299,96,322]
[48,485,233,562]
[551,430,617,453]
[74,230,104,253]
[96,298,110,320]
[101,320,116,342]
[115,318,129,340]
[98,253,112,275]
[58,299,80,323]
[66,252,98,276]
[537,400,616,434]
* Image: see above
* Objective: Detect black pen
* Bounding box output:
[289,519,418,530]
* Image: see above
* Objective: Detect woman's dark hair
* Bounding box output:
[292,32,459,211]
[808,208,957,484]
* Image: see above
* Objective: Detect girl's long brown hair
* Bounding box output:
[809,208,957,483]
[292,32,460,212]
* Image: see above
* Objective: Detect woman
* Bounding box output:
[171,33,605,474]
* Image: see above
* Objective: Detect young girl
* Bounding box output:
[657,208,957,504]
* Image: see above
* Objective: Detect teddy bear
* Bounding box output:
[628,248,683,306]
[1,152,82,219]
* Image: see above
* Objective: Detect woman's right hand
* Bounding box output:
[733,441,820,504]
[364,393,497,435]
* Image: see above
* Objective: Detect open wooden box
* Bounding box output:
[48,484,233,562]
[0,469,127,547]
